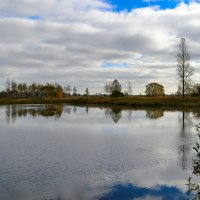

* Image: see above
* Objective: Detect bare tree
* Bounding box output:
[64,85,71,95]
[73,86,77,95]
[177,38,193,97]
[11,80,17,91]
[103,82,109,95]
[103,80,122,95]
[128,81,132,95]
[5,79,10,92]
[85,88,89,95]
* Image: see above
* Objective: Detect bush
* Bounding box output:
[190,84,200,97]
[111,90,124,97]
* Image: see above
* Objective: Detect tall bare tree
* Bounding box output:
[73,86,77,95]
[5,79,10,92]
[177,38,193,97]
[128,81,132,95]
[85,88,89,95]
[64,85,71,95]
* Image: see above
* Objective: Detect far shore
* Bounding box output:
[0,96,200,107]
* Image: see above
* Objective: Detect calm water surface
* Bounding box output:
[0,104,199,200]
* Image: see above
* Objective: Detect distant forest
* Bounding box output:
[0,80,68,99]
[1,78,200,99]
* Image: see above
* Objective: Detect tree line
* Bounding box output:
[0,80,84,98]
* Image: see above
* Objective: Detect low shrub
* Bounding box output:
[111,90,124,97]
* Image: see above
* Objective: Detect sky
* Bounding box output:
[0,0,200,94]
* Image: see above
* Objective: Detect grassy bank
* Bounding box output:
[0,96,200,107]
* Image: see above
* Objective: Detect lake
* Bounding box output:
[0,104,199,200]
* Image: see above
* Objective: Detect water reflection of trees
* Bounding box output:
[104,107,122,123]
[186,124,200,200]
[5,105,87,122]
[144,109,194,171]
[146,110,164,119]
[73,106,77,113]
[86,106,89,114]
[5,104,64,122]
[104,108,165,123]
[178,111,193,170]
[128,110,132,121]
[192,109,200,120]
[64,106,72,114]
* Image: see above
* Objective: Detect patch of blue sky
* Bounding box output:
[105,0,191,12]
[28,16,41,20]
[101,62,129,68]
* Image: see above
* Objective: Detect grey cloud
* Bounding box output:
[0,2,200,94]
[0,0,110,18]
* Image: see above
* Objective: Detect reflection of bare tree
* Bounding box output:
[128,110,132,121]
[6,105,11,123]
[179,144,190,170]
[178,111,193,170]
[73,106,77,113]
[104,107,122,123]
[11,105,17,122]
[5,104,64,122]
[86,106,89,114]
[64,106,72,114]
[146,110,164,119]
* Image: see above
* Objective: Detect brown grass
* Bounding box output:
[0,96,200,108]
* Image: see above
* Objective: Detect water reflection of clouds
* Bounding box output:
[0,105,200,200]
[98,184,187,200]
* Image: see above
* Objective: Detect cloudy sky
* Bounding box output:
[0,0,200,94]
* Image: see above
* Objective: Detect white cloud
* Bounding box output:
[0,1,200,94]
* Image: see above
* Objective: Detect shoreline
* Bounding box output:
[0,96,200,107]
